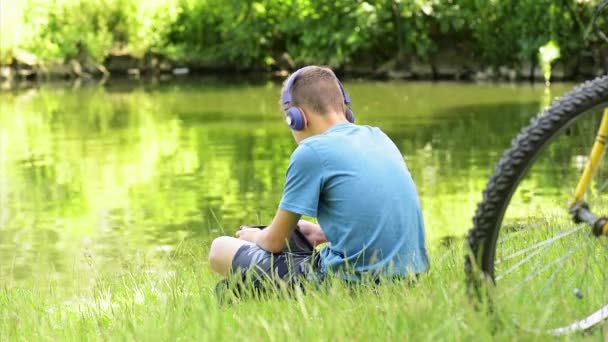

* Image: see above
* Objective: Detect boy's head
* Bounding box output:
[281,66,354,143]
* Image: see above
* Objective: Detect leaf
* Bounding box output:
[252,3,266,15]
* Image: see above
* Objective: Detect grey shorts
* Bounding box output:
[230,226,322,288]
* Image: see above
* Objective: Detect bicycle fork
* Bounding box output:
[570,108,608,236]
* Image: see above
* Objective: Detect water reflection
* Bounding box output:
[0,80,574,287]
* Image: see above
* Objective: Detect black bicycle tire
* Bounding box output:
[466,74,608,282]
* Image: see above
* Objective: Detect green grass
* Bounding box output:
[0,239,603,341]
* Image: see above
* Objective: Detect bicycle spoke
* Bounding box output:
[495,225,584,265]
[533,256,568,298]
[497,220,546,245]
[534,235,596,298]
[496,243,551,281]
[568,238,608,297]
[500,240,586,298]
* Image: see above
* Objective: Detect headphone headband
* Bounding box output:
[336,80,351,105]
[281,69,303,107]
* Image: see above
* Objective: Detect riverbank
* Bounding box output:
[2,49,606,89]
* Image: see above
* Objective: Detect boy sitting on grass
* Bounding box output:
[208,66,429,288]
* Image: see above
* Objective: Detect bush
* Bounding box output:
[2,0,606,75]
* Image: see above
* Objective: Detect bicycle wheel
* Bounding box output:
[466,75,608,334]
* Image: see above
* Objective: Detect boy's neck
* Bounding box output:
[307,111,349,136]
[293,110,350,144]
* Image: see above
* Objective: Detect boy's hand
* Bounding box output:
[236,227,262,242]
[297,219,327,246]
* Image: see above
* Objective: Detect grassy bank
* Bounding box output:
[0,238,602,341]
[1,0,606,80]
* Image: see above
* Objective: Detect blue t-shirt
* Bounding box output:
[279,122,429,279]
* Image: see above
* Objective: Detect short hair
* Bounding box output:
[282,66,345,115]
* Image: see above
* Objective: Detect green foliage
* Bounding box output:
[17,0,178,63]
[1,0,605,71]
[166,0,293,67]
[22,0,114,63]
[287,1,384,66]
[469,0,580,68]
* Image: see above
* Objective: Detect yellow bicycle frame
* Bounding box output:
[571,109,608,234]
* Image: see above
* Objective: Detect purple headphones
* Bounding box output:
[281,68,355,131]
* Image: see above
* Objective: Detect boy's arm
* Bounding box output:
[238,144,322,252]
[257,209,301,252]
[238,209,300,253]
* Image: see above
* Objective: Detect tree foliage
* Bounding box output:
[2,0,606,73]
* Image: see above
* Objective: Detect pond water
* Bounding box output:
[0,79,575,287]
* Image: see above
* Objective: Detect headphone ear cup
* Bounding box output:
[286,107,307,131]
[345,108,355,123]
